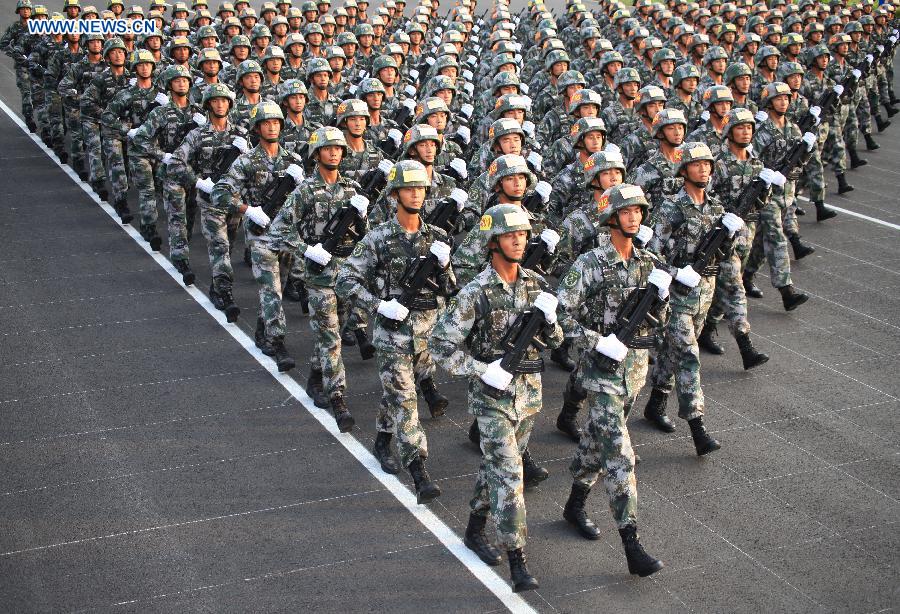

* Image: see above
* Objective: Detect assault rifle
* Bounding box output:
[305,203,366,273]
[381,254,442,331]
[484,309,549,399]
[595,284,667,371]
[424,188,468,233]
[247,163,304,236]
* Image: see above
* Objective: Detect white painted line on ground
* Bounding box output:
[796,195,900,231]
[0,98,537,614]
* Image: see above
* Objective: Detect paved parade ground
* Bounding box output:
[1,3,899,613]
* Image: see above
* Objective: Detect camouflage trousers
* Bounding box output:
[706,247,752,337]
[781,180,800,238]
[648,279,715,421]
[15,65,33,118]
[250,241,288,340]
[31,85,46,132]
[101,134,128,203]
[843,91,862,150]
[83,120,105,183]
[800,126,827,202]
[43,92,65,148]
[162,178,196,261]
[569,389,638,529]
[745,199,792,289]
[63,104,85,168]
[470,411,535,550]
[307,284,348,397]
[376,349,431,468]
[200,200,240,287]
[128,154,160,227]
[823,107,849,174]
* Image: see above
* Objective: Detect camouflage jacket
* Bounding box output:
[340,138,385,183]
[210,143,304,216]
[80,67,131,122]
[628,148,683,207]
[336,217,456,354]
[548,158,591,222]
[281,115,317,154]
[620,124,656,172]
[666,92,704,131]
[58,57,105,109]
[711,147,766,213]
[601,99,641,144]
[371,169,456,226]
[304,90,342,126]
[168,120,249,199]
[429,264,564,421]
[101,82,165,139]
[45,45,83,96]
[130,100,204,161]
[686,122,726,158]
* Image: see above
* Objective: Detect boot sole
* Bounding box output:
[743,355,770,370]
[224,305,241,323]
[783,295,809,311]
[513,580,539,593]
[463,538,502,566]
[631,560,664,577]
[696,443,722,456]
[149,237,162,251]
[556,422,582,443]
[416,487,441,504]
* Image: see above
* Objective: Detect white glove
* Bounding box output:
[162,153,174,165]
[471,24,480,33]
[867,54,875,64]
[401,97,416,111]
[535,180,552,202]
[455,125,471,144]
[466,55,477,67]
[480,359,513,391]
[520,83,529,94]
[604,142,620,154]
[701,109,710,121]
[409,69,419,81]
[463,82,475,96]
[377,298,410,321]
[305,242,332,266]
[533,291,558,325]
[191,112,207,126]
[675,265,701,288]
[460,102,474,118]
[877,44,885,54]
[127,127,138,139]
[425,56,435,66]
[285,163,304,182]
[432,34,441,46]
[527,150,543,172]
[377,158,393,175]
[388,128,403,147]
[809,105,821,126]
[449,187,468,209]
[721,212,744,236]
[429,240,452,267]
[802,131,817,151]
[449,157,468,179]
[522,120,535,137]
[648,267,672,299]
[540,228,560,253]
[833,84,844,96]
[154,92,169,106]
[350,194,369,217]
[129,77,136,87]
[461,69,473,82]
[348,84,358,96]
[851,68,862,80]
[232,136,250,153]
[595,333,628,362]
[513,53,523,65]
[755,110,768,123]
[636,224,653,245]
[244,205,270,227]
[759,167,786,187]
[196,177,215,193]
[403,84,416,98]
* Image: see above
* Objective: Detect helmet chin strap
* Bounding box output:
[609,214,638,238]
[319,160,340,170]
[400,203,422,215]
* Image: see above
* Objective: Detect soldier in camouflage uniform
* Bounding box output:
[620,84,667,172]
[666,63,704,131]
[460,118,526,230]
[1,1,36,131]
[628,108,687,206]
[547,117,609,223]
[601,67,643,144]
[131,64,205,277]
[278,79,315,153]
[724,62,760,115]
[686,85,734,160]
[431,203,563,593]
[58,33,105,179]
[231,59,265,131]
[288,126,367,430]
[543,89,606,178]
[556,183,667,578]
[28,17,64,153]
[304,57,341,126]
[336,160,454,500]
[642,142,729,455]
[44,31,82,162]
[336,98,385,182]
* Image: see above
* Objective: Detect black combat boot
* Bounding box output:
[688,417,721,455]
[563,483,601,540]
[698,322,725,355]
[55,148,68,164]
[875,114,891,132]
[848,147,868,169]
[795,205,806,216]
[643,388,675,433]
[814,199,837,221]
[140,223,161,250]
[556,389,584,443]
[331,394,355,433]
[735,332,769,370]
[218,282,240,323]
[789,234,815,259]
[836,173,854,195]
[779,284,809,311]
[407,456,441,504]
[254,318,274,355]
[340,325,356,346]
[550,341,576,371]
[354,328,376,360]
[864,132,880,150]
[507,548,539,592]
[522,448,549,488]
[619,525,664,577]
[305,369,329,408]
[468,419,481,446]
[24,117,37,132]
[271,337,295,372]
[113,197,133,224]
[464,513,502,566]
[884,101,898,117]
[743,273,764,298]
[419,377,448,418]
[172,259,195,286]
[372,431,399,474]
[90,180,108,201]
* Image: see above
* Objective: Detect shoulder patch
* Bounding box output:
[562,267,580,289]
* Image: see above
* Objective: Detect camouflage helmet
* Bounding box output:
[488,154,537,191]
[236,59,263,80]
[567,89,604,115]
[197,24,218,40]
[372,54,399,74]
[358,77,386,96]
[673,63,701,87]
[305,57,332,78]
[303,22,324,36]
[336,31,358,46]
[415,96,451,121]
[651,47,677,68]
[703,45,729,63]
[761,80,792,107]
[261,45,285,63]
[844,21,863,35]
[570,116,607,146]
[431,54,460,74]
[129,48,156,69]
[229,34,251,50]
[335,98,369,126]
[754,44,781,63]
[635,85,667,110]
[488,117,526,150]
[386,159,430,192]
[102,37,127,57]
[16,0,33,12]
[83,32,105,43]
[402,123,442,157]
[284,33,306,50]
[249,23,272,40]
[722,107,757,135]
[582,150,626,188]
[355,23,375,37]
[650,108,688,137]
[776,60,805,80]
[674,141,715,174]
[724,61,754,84]
[278,79,308,101]
[202,82,235,107]
[325,46,346,61]
[544,49,571,69]
[701,84,734,107]
[557,69,587,92]
[423,75,457,98]
[805,43,831,63]
[493,93,532,117]
[614,67,642,88]
[828,33,852,49]
[161,63,192,87]
[598,50,625,71]
[597,183,650,225]
[491,71,521,95]
[196,47,223,66]
[308,125,349,156]
[480,203,532,242]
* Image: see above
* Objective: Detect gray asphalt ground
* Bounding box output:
[1,3,898,612]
